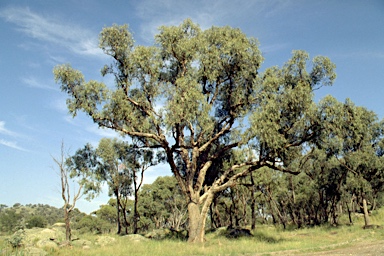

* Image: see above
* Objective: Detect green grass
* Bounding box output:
[34,225,384,256]
[1,212,383,256]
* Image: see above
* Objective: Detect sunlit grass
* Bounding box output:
[50,224,384,256]
[1,210,383,256]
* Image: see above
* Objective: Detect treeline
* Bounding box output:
[3,155,382,236]
[90,162,384,235]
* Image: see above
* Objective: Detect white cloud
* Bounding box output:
[86,124,121,138]
[134,0,216,43]
[0,139,27,151]
[0,6,104,58]
[133,0,293,44]
[47,54,68,65]
[22,76,59,91]
[0,121,19,137]
[0,121,29,151]
[51,98,68,113]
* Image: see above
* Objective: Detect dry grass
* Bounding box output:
[1,212,383,256]
[40,225,384,256]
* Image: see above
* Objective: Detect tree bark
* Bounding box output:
[133,164,146,234]
[64,209,71,242]
[122,205,129,234]
[187,201,203,243]
[346,200,353,225]
[133,187,139,234]
[250,175,257,230]
[187,192,214,243]
[115,190,122,234]
[363,198,371,227]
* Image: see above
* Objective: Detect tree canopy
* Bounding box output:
[54,19,336,242]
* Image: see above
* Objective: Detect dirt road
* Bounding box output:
[303,241,384,256]
[256,240,384,256]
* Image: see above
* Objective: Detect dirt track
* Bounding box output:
[262,240,384,256]
[303,241,384,256]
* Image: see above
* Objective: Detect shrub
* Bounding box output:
[73,215,114,234]
[6,229,25,248]
[26,215,47,229]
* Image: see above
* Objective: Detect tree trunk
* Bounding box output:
[351,194,356,213]
[251,199,256,229]
[115,191,122,234]
[250,175,257,230]
[133,166,146,234]
[209,203,215,229]
[213,198,222,228]
[363,198,371,227]
[122,206,129,234]
[187,192,214,243]
[346,200,353,225]
[119,197,129,234]
[187,201,204,243]
[64,209,71,242]
[371,197,377,211]
[133,188,139,234]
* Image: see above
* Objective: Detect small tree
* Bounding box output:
[69,138,162,234]
[94,138,133,234]
[52,143,99,243]
[120,145,163,234]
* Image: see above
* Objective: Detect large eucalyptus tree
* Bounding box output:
[54,19,335,242]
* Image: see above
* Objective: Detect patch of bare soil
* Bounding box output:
[260,240,384,256]
[302,240,384,256]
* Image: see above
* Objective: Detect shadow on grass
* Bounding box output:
[145,228,188,241]
[208,227,284,243]
[252,230,284,243]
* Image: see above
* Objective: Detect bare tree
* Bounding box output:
[52,143,82,243]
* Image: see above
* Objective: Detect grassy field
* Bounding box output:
[1,212,383,256]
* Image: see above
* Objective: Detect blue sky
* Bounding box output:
[0,0,383,213]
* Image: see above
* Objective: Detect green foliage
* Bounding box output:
[250,50,335,161]
[68,137,164,235]
[66,143,103,200]
[93,203,118,225]
[139,176,187,231]
[6,229,25,248]
[73,215,114,234]
[0,208,22,233]
[25,215,47,229]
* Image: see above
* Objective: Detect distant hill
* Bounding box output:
[0,203,86,234]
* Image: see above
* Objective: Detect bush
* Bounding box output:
[6,229,25,248]
[26,215,47,229]
[0,209,22,233]
[73,215,114,234]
